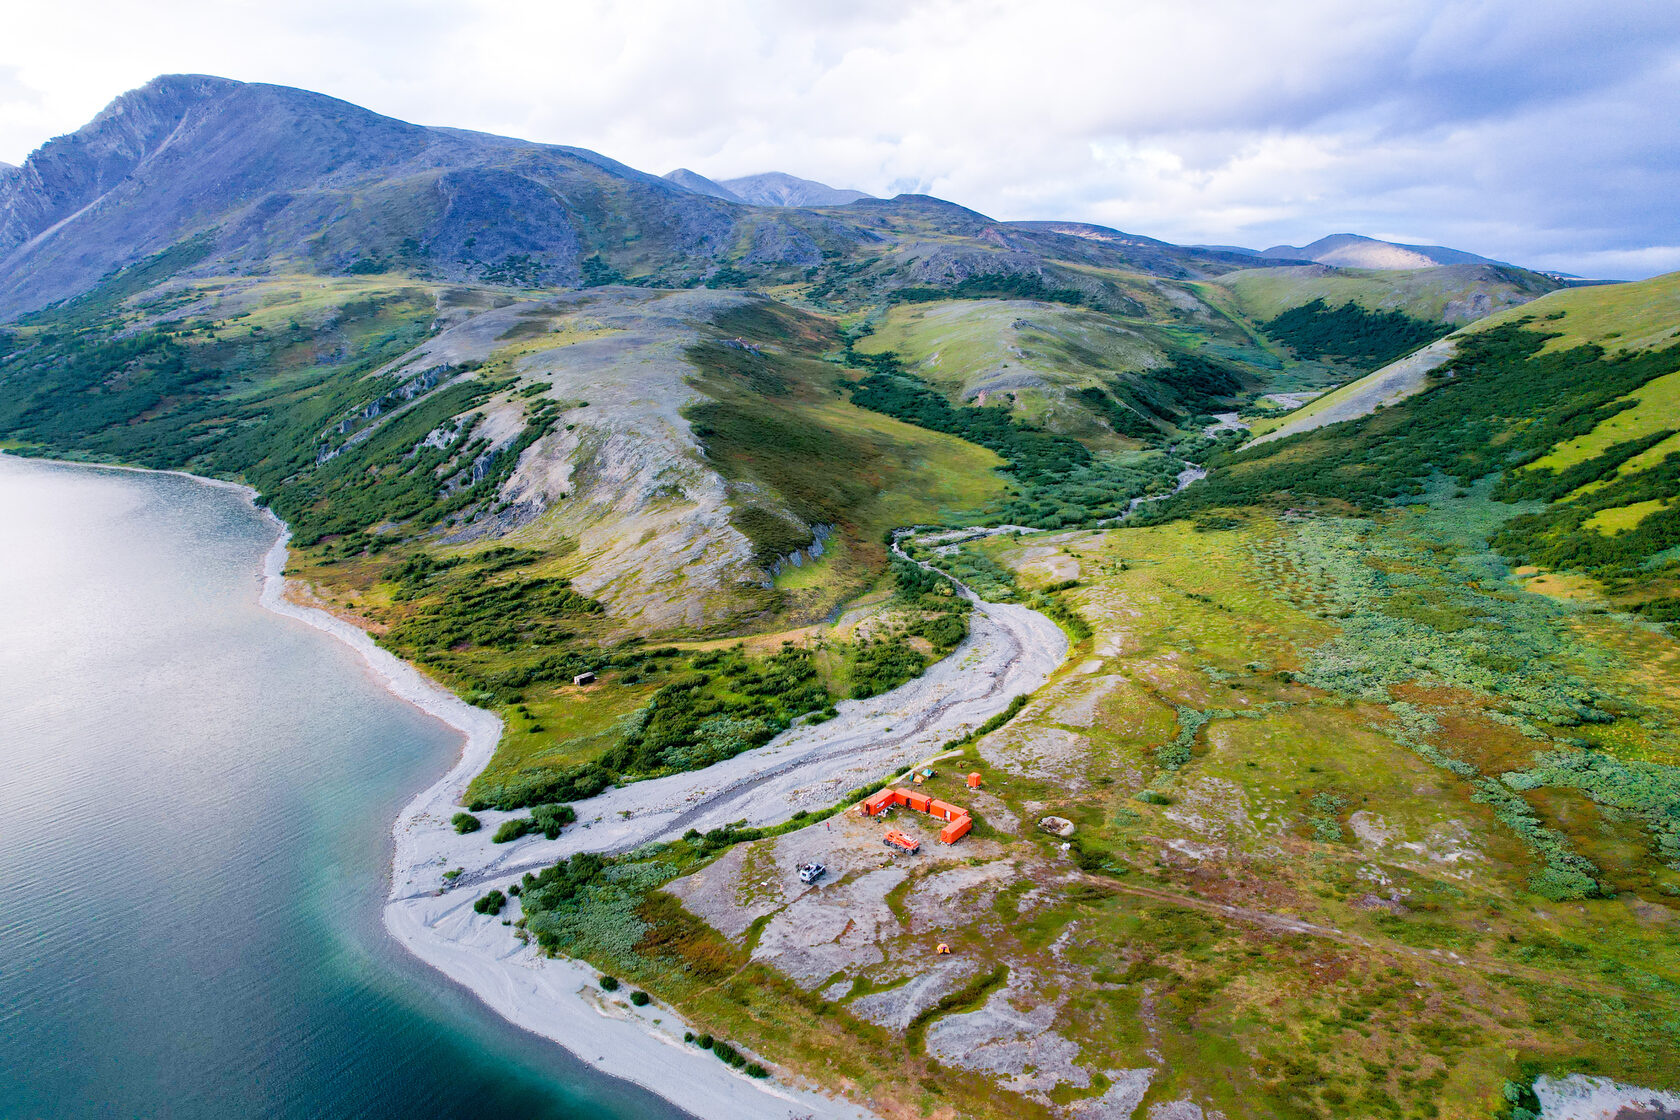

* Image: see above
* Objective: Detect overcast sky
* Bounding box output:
[2,0,1676,278]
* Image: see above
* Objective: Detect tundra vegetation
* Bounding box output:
[2,114,1676,1118]
[505,281,1680,1119]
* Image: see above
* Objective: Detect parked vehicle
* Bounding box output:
[797,861,826,884]
[883,829,921,854]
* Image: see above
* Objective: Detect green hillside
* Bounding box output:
[1216,262,1559,324]
[1169,272,1680,609]
[851,292,1274,444]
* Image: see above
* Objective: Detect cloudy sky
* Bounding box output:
[2,0,1676,278]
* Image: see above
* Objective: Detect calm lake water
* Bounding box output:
[0,456,686,1120]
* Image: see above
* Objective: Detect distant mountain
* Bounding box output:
[1008,220,1178,251]
[1257,233,1506,270]
[0,75,831,316]
[719,172,871,207]
[0,74,1547,330]
[662,168,741,202]
[1189,244,1277,258]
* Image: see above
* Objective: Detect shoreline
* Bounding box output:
[8,453,1674,1119]
[0,453,875,1119]
[247,510,881,1119]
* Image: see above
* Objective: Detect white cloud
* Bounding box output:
[0,0,1675,277]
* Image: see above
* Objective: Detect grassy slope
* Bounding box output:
[1175,273,1680,601]
[959,506,1680,1115]
[854,298,1163,446]
[538,500,1680,1119]
[1480,274,1680,535]
[1462,270,1680,354]
[850,283,1284,440]
[1220,265,1563,438]
[683,300,1006,622]
[1240,339,1447,439]
[1216,263,1556,324]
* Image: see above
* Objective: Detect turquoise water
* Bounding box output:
[0,457,685,1120]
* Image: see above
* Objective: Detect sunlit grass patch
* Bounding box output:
[1524,369,1680,476]
[1584,498,1668,535]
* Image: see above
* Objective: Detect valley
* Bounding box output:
[3,74,1678,1120]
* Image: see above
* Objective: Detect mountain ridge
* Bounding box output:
[718,170,871,207]
[662,167,741,202]
[0,74,768,315]
[0,75,1552,323]
[1257,232,1508,270]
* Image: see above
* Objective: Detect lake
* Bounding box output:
[0,455,685,1119]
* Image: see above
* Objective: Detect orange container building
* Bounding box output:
[927,799,962,822]
[862,789,895,816]
[863,786,974,844]
[967,772,982,789]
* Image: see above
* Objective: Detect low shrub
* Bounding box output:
[599,975,619,991]
[531,802,576,839]
[451,812,481,834]
[493,817,535,843]
[630,990,650,1007]
[473,889,505,916]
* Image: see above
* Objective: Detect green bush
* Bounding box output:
[974,694,1030,739]
[473,889,505,916]
[493,817,535,843]
[1155,707,1209,771]
[1260,298,1449,367]
[599,975,619,991]
[846,634,928,698]
[531,802,577,839]
[629,990,650,1006]
[451,812,481,834]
